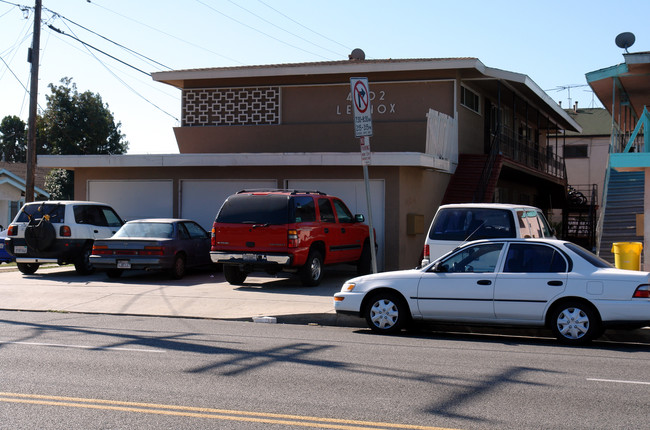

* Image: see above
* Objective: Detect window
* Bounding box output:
[460,85,480,113]
[292,196,316,223]
[17,203,65,223]
[183,221,208,239]
[436,243,504,273]
[503,244,567,273]
[564,144,588,158]
[318,198,336,223]
[216,194,289,225]
[516,210,554,238]
[332,199,354,223]
[430,208,516,241]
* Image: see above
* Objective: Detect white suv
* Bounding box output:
[5,201,123,275]
[421,203,555,266]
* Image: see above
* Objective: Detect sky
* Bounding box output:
[1,0,649,154]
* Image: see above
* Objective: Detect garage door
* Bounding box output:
[180,180,277,231]
[287,179,385,270]
[88,180,173,221]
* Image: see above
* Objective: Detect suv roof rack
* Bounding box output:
[236,189,327,196]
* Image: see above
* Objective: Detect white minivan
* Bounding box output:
[421,203,555,266]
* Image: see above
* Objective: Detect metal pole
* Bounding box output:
[362,159,377,273]
[25,0,41,203]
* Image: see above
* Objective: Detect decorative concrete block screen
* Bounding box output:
[182,87,280,126]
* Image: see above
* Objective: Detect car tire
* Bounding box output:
[74,245,95,275]
[106,269,123,279]
[24,219,56,252]
[364,292,409,335]
[356,242,372,275]
[300,249,323,286]
[170,254,186,280]
[224,265,247,285]
[17,262,39,275]
[549,301,601,345]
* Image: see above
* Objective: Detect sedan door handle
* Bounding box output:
[548,280,563,286]
[94,230,99,233]
[477,280,492,285]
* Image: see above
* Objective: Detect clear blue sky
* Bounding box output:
[1,0,648,154]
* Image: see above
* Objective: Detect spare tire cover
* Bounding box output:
[25,219,56,252]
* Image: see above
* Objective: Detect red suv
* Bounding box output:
[210,190,374,286]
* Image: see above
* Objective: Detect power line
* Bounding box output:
[43,6,171,71]
[87,1,244,66]
[194,0,335,61]
[226,0,346,58]
[255,0,353,53]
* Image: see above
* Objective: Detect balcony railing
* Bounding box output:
[498,127,565,179]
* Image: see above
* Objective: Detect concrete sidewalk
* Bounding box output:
[0,264,365,327]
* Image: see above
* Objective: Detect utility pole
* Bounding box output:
[25,0,41,203]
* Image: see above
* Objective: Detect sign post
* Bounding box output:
[350,77,377,273]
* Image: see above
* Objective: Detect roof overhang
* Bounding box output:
[152,58,580,132]
[586,51,650,119]
[37,153,453,172]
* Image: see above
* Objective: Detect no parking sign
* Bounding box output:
[350,77,373,137]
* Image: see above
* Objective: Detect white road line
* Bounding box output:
[0,340,164,353]
[587,378,650,386]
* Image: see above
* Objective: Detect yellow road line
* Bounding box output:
[0,392,459,430]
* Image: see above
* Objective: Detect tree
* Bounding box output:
[44,169,73,200]
[40,77,129,155]
[0,115,27,162]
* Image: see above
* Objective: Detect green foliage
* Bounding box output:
[40,77,129,155]
[44,169,74,200]
[0,115,27,162]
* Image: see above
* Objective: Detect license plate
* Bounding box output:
[117,260,131,269]
[243,253,265,262]
[14,245,27,254]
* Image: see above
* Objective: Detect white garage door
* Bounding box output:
[180,180,277,231]
[88,180,173,221]
[287,179,385,270]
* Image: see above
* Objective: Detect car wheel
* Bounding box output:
[106,269,123,279]
[224,265,247,285]
[550,301,601,345]
[364,292,409,335]
[300,249,323,286]
[356,242,372,275]
[17,262,39,275]
[170,254,186,280]
[24,219,56,252]
[74,245,95,275]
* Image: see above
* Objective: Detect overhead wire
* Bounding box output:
[225,0,346,59]
[46,12,179,122]
[86,0,244,66]
[255,0,353,53]
[194,0,335,61]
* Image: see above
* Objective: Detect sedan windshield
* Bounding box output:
[114,222,174,239]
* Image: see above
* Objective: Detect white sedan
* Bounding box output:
[334,238,650,345]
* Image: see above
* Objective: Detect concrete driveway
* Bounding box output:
[0,264,364,326]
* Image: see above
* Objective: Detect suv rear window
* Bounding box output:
[429,208,516,241]
[217,194,290,225]
[16,203,65,223]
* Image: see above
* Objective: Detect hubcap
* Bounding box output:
[310,258,321,280]
[370,299,398,329]
[556,307,589,339]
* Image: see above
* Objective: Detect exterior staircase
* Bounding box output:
[599,169,645,263]
[442,154,503,204]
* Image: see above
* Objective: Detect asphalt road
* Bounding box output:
[0,311,649,429]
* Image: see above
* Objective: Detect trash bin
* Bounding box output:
[611,242,643,270]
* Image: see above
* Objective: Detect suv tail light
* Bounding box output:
[60,225,72,237]
[7,225,18,236]
[288,229,298,248]
[423,244,430,260]
[633,285,650,298]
